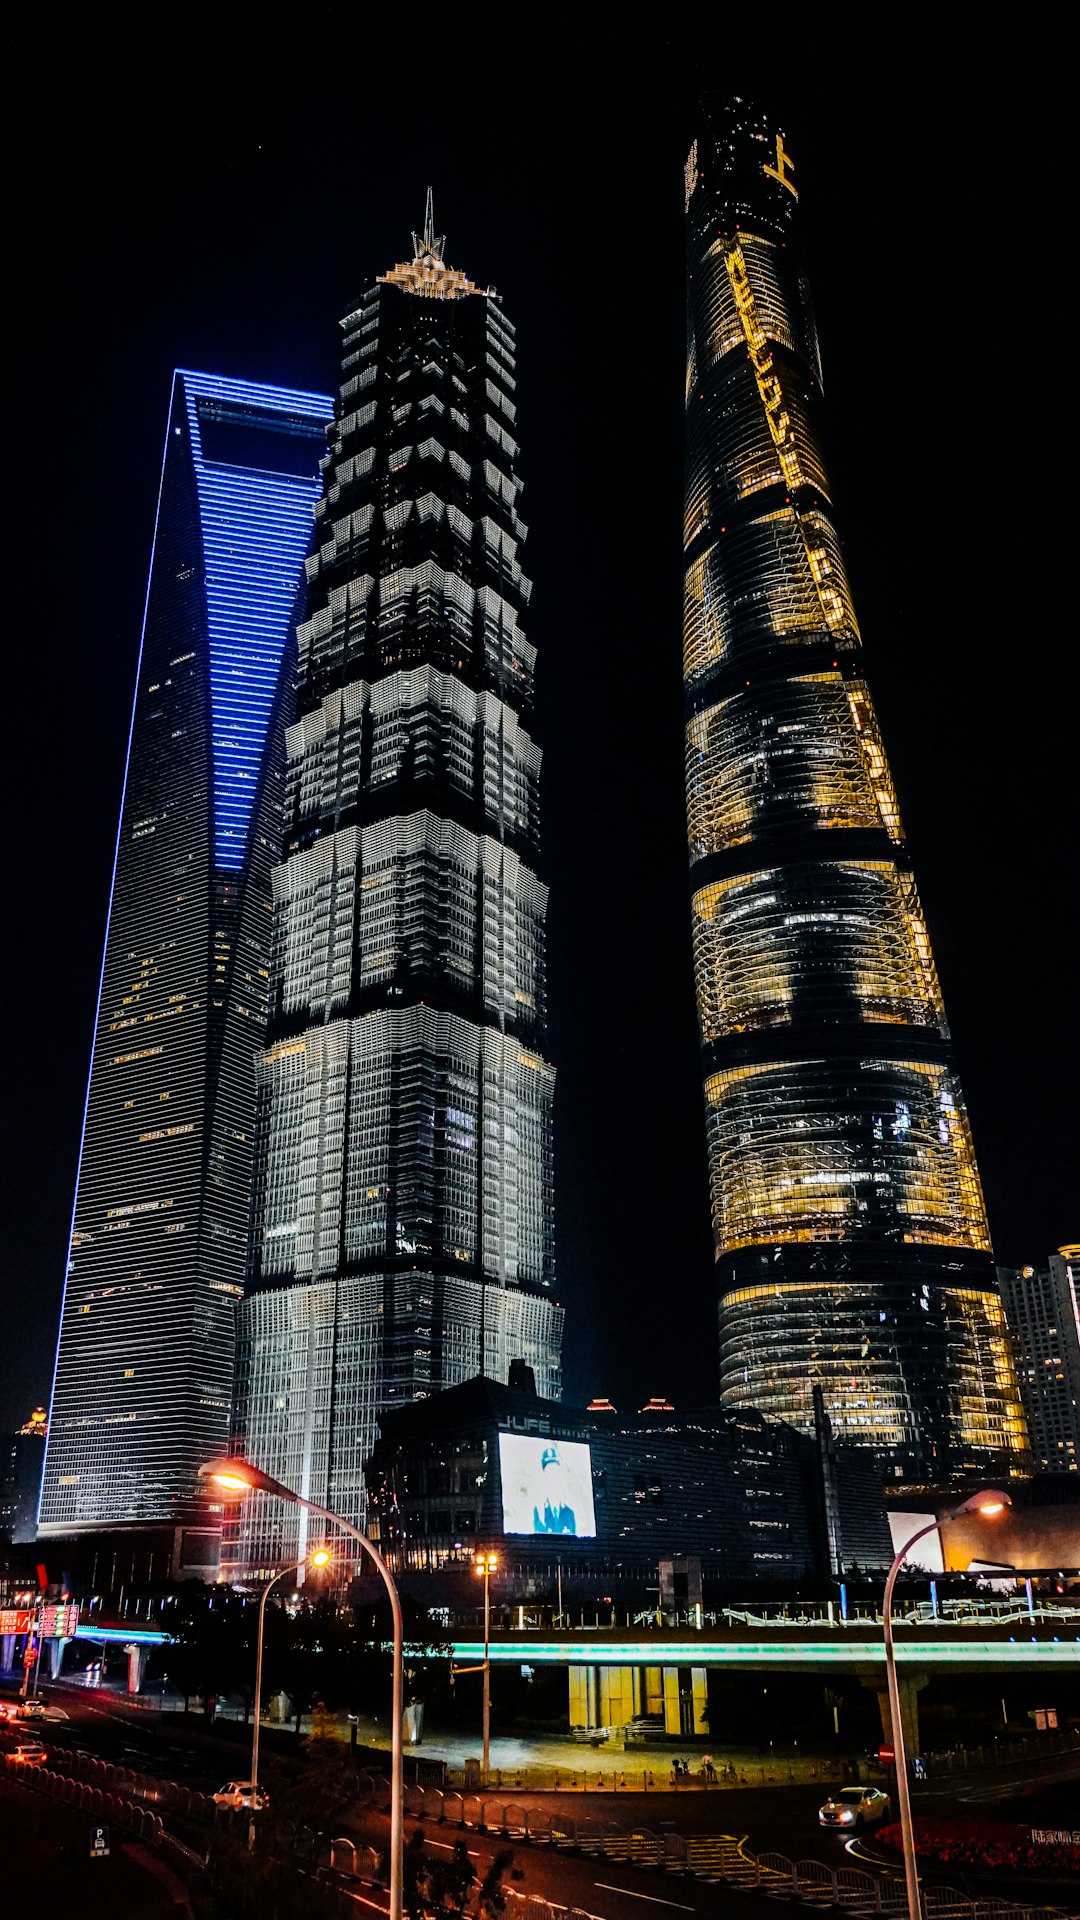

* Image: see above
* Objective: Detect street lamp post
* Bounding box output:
[247,1547,331,1849]
[474,1550,498,1786]
[200,1458,405,1920]
[883,1489,1010,1920]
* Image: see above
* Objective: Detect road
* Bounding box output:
[0,1768,187,1914]
[7,1686,1078,1917]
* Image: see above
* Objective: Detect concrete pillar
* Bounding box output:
[691,1667,708,1735]
[598,1666,638,1728]
[861,1669,929,1756]
[1,1634,14,1674]
[125,1643,148,1695]
[661,1666,709,1737]
[568,1664,598,1729]
[47,1636,68,1679]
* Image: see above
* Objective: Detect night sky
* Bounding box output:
[4,18,1075,1439]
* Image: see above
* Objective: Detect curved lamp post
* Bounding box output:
[884,1488,1010,1920]
[200,1457,404,1920]
[246,1546,331,1846]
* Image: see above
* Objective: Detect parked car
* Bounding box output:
[213,1781,270,1812]
[819,1786,890,1829]
[7,1737,47,1766]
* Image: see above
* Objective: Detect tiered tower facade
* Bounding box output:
[38,373,331,1573]
[230,205,561,1572]
[683,101,1024,1479]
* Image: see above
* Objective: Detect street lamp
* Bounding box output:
[245,1546,331,1848]
[474,1550,498,1786]
[200,1457,405,1920]
[883,1488,1010,1920]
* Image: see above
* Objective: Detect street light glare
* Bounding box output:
[953,1487,1012,1519]
[213,1472,253,1492]
[309,1548,331,1568]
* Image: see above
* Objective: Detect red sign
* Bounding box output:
[878,1743,896,1764]
[0,1609,32,1635]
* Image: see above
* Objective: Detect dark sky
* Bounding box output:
[4,16,1075,1437]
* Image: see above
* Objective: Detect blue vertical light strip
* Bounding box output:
[180,371,332,869]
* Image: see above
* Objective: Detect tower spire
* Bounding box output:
[412,186,445,262]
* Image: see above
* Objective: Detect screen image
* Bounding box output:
[498,1433,596,1538]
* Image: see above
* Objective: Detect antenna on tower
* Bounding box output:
[412,187,446,261]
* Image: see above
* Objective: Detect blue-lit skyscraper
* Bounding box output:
[38,372,331,1576]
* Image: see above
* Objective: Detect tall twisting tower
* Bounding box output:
[230,203,561,1571]
[683,100,1024,1480]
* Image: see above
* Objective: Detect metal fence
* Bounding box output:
[2,1749,166,1845]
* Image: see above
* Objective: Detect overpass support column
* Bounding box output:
[861,1668,929,1755]
[124,1642,148,1696]
[46,1635,69,1679]
[663,1666,709,1736]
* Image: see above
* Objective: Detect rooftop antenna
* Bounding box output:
[412,186,445,261]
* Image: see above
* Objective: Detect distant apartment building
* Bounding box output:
[998,1249,1080,1473]
[0,1408,47,1545]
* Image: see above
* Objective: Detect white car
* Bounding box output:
[819,1786,890,1830]
[213,1780,270,1812]
[7,1737,48,1766]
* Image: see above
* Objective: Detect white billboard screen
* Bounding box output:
[498,1433,596,1538]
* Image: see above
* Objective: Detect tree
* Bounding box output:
[476,1847,514,1918]
[429,1840,476,1919]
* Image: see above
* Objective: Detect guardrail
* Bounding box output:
[4,1739,236,1828]
[2,1749,166,1845]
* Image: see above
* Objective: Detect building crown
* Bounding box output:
[378,187,492,300]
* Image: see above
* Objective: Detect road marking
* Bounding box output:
[594,1886,696,1911]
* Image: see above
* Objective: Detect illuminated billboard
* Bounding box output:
[498,1433,596,1538]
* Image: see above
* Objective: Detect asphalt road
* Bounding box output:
[0,1769,185,1913]
[9,1686,1079,1917]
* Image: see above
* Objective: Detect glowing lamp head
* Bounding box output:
[198,1456,293,1502]
[953,1487,1012,1519]
[474,1551,499,1576]
[309,1548,331,1569]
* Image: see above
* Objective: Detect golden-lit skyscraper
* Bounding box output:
[683,99,1025,1479]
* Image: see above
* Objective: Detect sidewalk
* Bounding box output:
[341,1713,854,1790]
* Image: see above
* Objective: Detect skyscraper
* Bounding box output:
[682,100,1024,1479]
[998,1250,1080,1474]
[229,203,561,1573]
[38,372,331,1576]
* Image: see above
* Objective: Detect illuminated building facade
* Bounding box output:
[229,204,561,1574]
[683,100,1024,1478]
[1,1408,48,1545]
[38,373,331,1574]
[998,1250,1080,1474]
